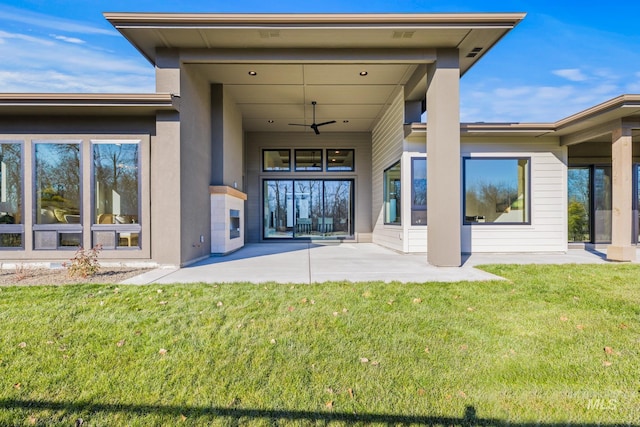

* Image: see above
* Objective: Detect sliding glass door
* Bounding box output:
[568,165,612,244]
[264,179,353,239]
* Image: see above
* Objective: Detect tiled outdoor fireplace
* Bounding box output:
[210,186,247,255]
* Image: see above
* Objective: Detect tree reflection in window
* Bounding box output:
[35,143,81,225]
[94,143,139,225]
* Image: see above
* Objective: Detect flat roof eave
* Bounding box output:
[0,93,176,116]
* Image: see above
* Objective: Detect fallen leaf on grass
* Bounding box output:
[418,388,426,396]
[370,360,380,366]
[116,340,125,347]
[18,342,26,348]
[387,300,394,305]
[603,361,612,367]
[180,414,187,422]
[28,415,37,425]
[325,401,334,409]
[333,311,339,316]
[576,324,585,330]
[157,289,163,294]
[159,348,168,355]
[467,307,474,312]
[413,298,422,303]
[348,388,354,399]
[301,298,308,304]
[342,308,348,313]
[216,301,223,307]
[287,306,295,312]
[620,323,629,329]
[604,346,614,355]
[560,316,568,322]
[458,391,467,398]
[159,301,168,305]
[360,357,369,363]
[460,344,468,351]
[424,347,430,353]
[270,339,276,344]
[13,383,20,389]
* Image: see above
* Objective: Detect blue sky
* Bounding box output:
[1,0,639,123]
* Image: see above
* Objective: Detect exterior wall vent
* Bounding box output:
[259,30,281,38]
[392,31,415,39]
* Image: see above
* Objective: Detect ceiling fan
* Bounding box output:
[288,101,336,134]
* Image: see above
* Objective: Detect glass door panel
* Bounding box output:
[294,180,322,238]
[567,167,591,242]
[322,180,352,238]
[264,180,294,238]
[594,166,612,243]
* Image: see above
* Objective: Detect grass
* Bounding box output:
[0,264,638,426]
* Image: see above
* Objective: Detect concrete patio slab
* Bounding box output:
[120,243,636,286]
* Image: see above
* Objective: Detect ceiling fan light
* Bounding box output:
[248,70,257,76]
[359,71,368,76]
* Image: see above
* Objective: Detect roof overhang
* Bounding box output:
[104,12,526,76]
[407,94,640,143]
[0,93,176,116]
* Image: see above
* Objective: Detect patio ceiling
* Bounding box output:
[106,12,525,134]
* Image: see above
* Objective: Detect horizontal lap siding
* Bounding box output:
[462,139,567,253]
[372,88,405,252]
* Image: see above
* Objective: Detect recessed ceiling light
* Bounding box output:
[267,120,274,123]
[248,71,257,76]
[331,158,336,162]
[343,120,350,123]
[359,71,368,76]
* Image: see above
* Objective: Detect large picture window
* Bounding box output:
[384,161,401,225]
[93,141,141,249]
[0,142,23,248]
[464,157,530,224]
[411,157,427,225]
[34,141,82,249]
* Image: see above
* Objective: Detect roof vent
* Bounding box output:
[392,31,415,39]
[466,47,483,58]
[259,30,281,39]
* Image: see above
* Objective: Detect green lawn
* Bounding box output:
[0,264,638,426]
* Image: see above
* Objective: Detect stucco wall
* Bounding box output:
[178,65,213,265]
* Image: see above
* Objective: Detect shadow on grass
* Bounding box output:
[0,400,635,426]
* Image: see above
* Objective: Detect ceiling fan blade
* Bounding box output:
[288,123,308,127]
[315,120,336,127]
[311,124,320,135]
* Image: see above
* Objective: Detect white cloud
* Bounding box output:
[51,34,86,45]
[552,68,588,82]
[0,29,153,93]
[0,5,117,36]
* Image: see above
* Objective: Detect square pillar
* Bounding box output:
[426,49,461,266]
[607,125,636,261]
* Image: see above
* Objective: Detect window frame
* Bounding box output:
[294,149,323,172]
[32,140,83,250]
[463,156,531,225]
[90,139,142,250]
[325,149,355,172]
[383,160,402,225]
[0,141,24,249]
[410,156,427,226]
[262,149,291,172]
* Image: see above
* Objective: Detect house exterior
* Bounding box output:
[0,12,637,268]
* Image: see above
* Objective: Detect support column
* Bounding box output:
[152,49,182,266]
[607,124,636,261]
[426,49,461,267]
